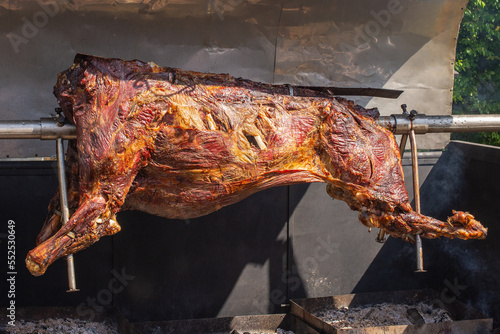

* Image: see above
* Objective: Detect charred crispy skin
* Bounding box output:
[25,54,487,276]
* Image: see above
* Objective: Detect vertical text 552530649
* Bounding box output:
[7,220,16,271]
[6,220,17,327]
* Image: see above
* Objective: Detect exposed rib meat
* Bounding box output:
[25,54,487,276]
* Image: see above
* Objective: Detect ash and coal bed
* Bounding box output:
[2,317,118,334]
[230,330,294,334]
[228,330,295,334]
[314,301,453,329]
[145,329,295,334]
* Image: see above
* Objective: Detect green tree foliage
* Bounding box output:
[452,0,500,146]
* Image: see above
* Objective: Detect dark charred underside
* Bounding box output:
[25,54,487,276]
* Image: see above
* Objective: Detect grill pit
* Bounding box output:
[314,301,453,329]
[290,289,493,334]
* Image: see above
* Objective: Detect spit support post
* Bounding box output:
[376,104,410,243]
[56,120,79,292]
[375,106,426,272]
[408,110,426,273]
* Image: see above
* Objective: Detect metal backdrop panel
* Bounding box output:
[0,0,466,157]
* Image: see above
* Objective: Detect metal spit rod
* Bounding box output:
[1,114,500,139]
[376,113,500,134]
[0,118,76,139]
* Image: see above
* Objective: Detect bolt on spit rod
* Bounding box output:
[56,138,79,292]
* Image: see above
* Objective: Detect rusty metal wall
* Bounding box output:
[0,0,467,158]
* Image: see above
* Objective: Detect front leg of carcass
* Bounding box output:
[26,137,150,276]
[26,195,113,276]
[26,55,155,276]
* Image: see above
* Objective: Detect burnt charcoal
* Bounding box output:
[407,308,425,325]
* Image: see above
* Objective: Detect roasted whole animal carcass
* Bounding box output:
[26,54,487,276]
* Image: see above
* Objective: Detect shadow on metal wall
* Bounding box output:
[113,184,310,322]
